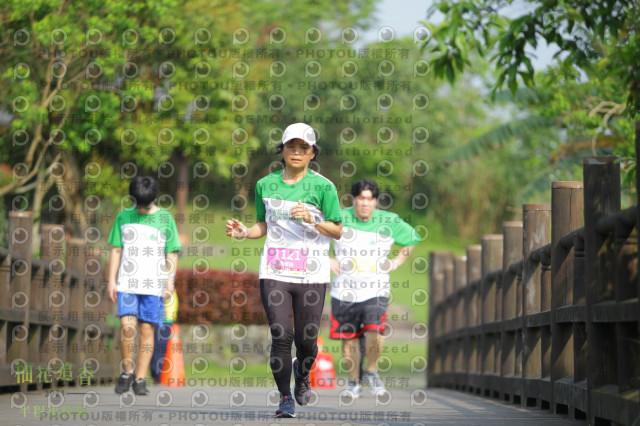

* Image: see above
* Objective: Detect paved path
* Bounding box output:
[1,383,585,425]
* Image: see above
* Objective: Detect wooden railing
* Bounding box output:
[0,211,118,392]
[428,156,640,425]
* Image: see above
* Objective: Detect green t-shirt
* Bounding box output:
[108,207,181,296]
[331,208,420,302]
[255,169,341,283]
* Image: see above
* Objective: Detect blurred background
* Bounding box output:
[0,0,636,387]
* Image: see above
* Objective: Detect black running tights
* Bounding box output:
[259,279,327,397]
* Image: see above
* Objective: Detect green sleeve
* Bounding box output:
[107,212,123,247]
[392,216,421,246]
[321,184,342,223]
[164,213,182,253]
[255,181,266,222]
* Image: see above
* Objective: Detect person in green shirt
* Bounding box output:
[108,176,182,395]
[226,123,342,418]
[329,179,420,399]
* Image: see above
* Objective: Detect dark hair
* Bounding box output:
[129,176,159,207]
[275,141,321,166]
[351,178,380,199]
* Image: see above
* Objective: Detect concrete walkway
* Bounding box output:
[1,383,585,425]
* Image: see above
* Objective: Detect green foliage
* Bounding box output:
[1,0,518,244]
[423,0,640,117]
[422,0,639,218]
[447,114,555,163]
[0,0,183,227]
[0,0,381,232]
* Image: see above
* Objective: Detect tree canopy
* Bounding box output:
[423,0,639,117]
[1,0,566,245]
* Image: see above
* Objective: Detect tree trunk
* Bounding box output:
[635,120,640,309]
[175,155,189,243]
[31,168,46,255]
[56,152,89,237]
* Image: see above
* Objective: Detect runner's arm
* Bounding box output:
[226,218,267,239]
[330,257,342,275]
[314,220,342,240]
[164,251,178,298]
[107,247,122,302]
[290,200,342,240]
[389,244,416,271]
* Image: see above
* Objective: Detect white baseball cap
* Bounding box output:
[282,123,317,146]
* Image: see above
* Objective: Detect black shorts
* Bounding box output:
[329,297,389,339]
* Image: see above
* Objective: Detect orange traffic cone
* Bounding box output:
[310,337,336,389]
[159,324,185,387]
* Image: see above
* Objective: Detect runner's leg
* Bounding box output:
[292,283,326,376]
[342,338,361,382]
[363,297,388,373]
[120,315,137,374]
[364,331,385,373]
[136,321,154,381]
[260,279,295,396]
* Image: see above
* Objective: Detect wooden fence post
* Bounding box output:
[8,211,34,391]
[583,156,620,424]
[465,245,481,393]
[521,204,551,408]
[443,252,455,376]
[66,238,86,374]
[444,253,455,337]
[39,224,65,371]
[501,221,523,402]
[429,251,451,387]
[572,231,587,390]
[84,246,115,384]
[612,208,638,396]
[454,256,467,332]
[550,181,583,417]
[47,225,68,382]
[480,234,502,397]
[454,255,466,381]
[0,242,10,379]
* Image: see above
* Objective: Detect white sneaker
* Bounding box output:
[362,371,387,395]
[347,380,363,398]
[339,380,363,402]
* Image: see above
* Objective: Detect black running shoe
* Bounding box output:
[132,378,150,395]
[115,372,134,394]
[275,395,296,418]
[293,358,311,406]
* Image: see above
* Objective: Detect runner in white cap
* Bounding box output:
[226,123,342,418]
